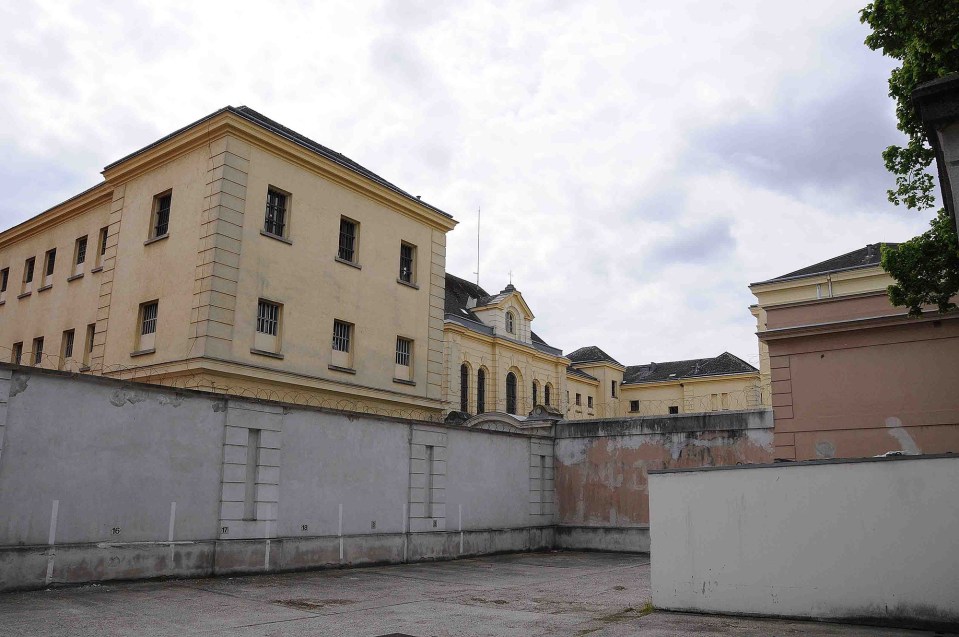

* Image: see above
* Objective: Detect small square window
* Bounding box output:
[137,301,158,352]
[264,188,288,238]
[151,191,172,238]
[32,337,44,366]
[629,400,640,412]
[668,405,679,415]
[253,300,282,356]
[399,242,416,284]
[331,320,354,370]
[338,217,359,263]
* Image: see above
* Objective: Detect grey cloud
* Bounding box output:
[645,217,737,269]
[691,47,902,212]
[0,145,87,229]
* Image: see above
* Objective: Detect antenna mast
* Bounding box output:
[474,206,481,286]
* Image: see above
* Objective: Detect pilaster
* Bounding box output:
[427,229,447,401]
[90,185,126,372]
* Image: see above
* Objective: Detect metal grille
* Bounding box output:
[63,330,74,359]
[338,218,356,262]
[76,237,87,265]
[395,337,412,366]
[460,364,469,412]
[45,249,56,276]
[154,194,171,237]
[399,243,414,282]
[332,320,351,352]
[33,338,43,365]
[100,228,108,256]
[24,258,34,283]
[141,302,158,336]
[477,368,486,413]
[256,301,279,335]
[264,189,287,236]
[506,372,517,415]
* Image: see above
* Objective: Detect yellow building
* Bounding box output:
[0,106,456,417]
[749,243,895,407]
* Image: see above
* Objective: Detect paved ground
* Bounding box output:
[0,551,941,636]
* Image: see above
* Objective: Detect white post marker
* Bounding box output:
[459,504,464,554]
[168,501,176,568]
[45,499,59,585]
[402,502,408,563]
[264,519,271,570]
[338,503,344,561]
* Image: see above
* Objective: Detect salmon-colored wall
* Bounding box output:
[554,414,774,526]
[767,315,959,460]
[764,292,899,330]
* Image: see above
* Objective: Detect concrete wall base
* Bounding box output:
[554,526,650,553]
[0,526,558,593]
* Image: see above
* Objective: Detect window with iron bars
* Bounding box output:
[63,330,75,359]
[24,257,35,284]
[395,337,412,367]
[75,236,87,264]
[153,192,172,237]
[332,320,351,352]
[399,243,414,283]
[45,249,56,276]
[338,217,357,262]
[33,337,44,365]
[141,302,158,335]
[264,189,287,236]
[99,227,108,256]
[256,301,279,336]
[1,268,7,292]
[460,364,469,412]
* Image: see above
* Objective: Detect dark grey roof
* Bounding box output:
[567,346,622,366]
[567,366,598,382]
[622,352,757,385]
[444,273,558,354]
[753,243,897,285]
[103,106,453,220]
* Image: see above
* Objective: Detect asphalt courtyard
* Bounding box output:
[0,551,941,636]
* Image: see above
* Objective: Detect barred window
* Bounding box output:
[75,236,87,265]
[460,363,470,412]
[332,320,351,352]
[544,384,551,406]
[532,381,538,406]
[256,301,279,336]
[630,400,640,412]
[45,249,56,276]
[477,368,486,414]
[264,189,287,236]
[587,396,593,409]
[141,302,158,336]
[399,243,414,283]
[575,393,581,406]
[99,227,108,256]
[24,257,35,283]
[153,192,172,237]
[338,217,357,262]
[506,311,515,334]
[33,337,43,365]
[395,337,412,366]
[63,330,75,359]
[12,342,22,365]
[1,268,8,292]
[506,372,517,415]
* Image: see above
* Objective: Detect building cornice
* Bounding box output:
[749,264,887,294]
[757,309,958,341]
[570,360,627,373]
[444,321,568,364]
[0,184,113,249]
[620,371,759,390]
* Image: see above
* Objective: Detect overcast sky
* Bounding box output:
[0,0,935,367]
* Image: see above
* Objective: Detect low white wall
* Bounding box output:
[649,455,959,629]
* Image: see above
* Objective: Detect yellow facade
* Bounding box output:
[0,107,456,418]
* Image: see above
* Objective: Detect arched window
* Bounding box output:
[477,368,486,414]
[505,311,515,334]
[460,363,470,413]
[532,381,539,407]
[544,383,551,406]
[506,372,517,414]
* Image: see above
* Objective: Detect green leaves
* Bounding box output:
[882,209,959,317]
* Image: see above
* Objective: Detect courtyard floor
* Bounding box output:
[0,551,942,636]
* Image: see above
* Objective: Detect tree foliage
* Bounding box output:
[860,0,959,314]
[882,209,959,316]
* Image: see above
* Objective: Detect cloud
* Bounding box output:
[645,218,737,269]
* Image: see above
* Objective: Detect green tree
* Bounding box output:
[860,0,959,315]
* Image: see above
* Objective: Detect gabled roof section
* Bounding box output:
[752,243,897,286]
[444,274,556,354]
[567,346,622,366]
[103,105,453,220]
[622,352,757,385]
[567,366,599,382]
[471,283,535,320]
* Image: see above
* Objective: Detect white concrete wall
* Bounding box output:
[649,455,959,628]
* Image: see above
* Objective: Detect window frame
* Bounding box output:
[337,216,360,265]
[134,300,159,354]
[506,310,515,334]
[263,186,290,240]
[398,241,416,285]
[629,400,640,413]
[668,405,680,415]
[459,363,470,413]
[60,329,75,370]
[0,267,8,300]
[394,336,414,383]
[256,300,280,337]
[544,383,551,406]
[149,190,172,240]
[44,248,56,278]
[32,336,44,366]
[477,368,487,414]
[587,395,594,409]
[575,393,582,406]
[506,371,517,415]
[12,341,23,365]
[72,236,88,277]
[332,320,352,353]
[94,226,108,269]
